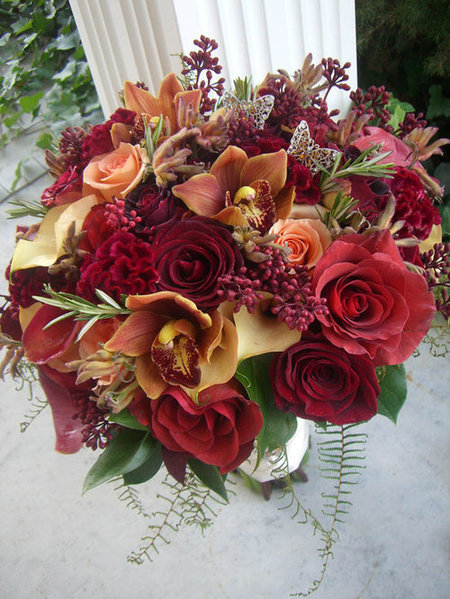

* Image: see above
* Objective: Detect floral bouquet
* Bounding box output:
[1,36,448,593]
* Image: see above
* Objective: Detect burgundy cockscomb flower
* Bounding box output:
[352,167,441,241]
[81,108,137,162]
[152,217,244,310]
[286,158,321,205]
[76,231,158,302]
[235,129,289,158]
[7,263,70,309]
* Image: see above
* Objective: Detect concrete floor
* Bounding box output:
[0,134,449,599]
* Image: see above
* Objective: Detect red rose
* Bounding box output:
[271,338,380,424]
[312,230,435,365]
[126,183,185,231]
[152,217,244,310]
[130,383,263,474]
[41,166,83,207]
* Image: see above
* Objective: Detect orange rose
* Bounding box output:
[83,142,148,201]
[270,218,331,269]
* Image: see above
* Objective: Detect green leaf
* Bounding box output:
[235,354,297,458]
[123,441,162,485]
[188,459,228,501]
[11,18,33,34]
[439,203,450,241]
[54,32,80,50]
[19,91,44,113]
[83,429,154,493]
[35,131,54,150]
[376,364,408,424]
[3,113,21,128]
[109,409,148,431]
[387,96,415,129]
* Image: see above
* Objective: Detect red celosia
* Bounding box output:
[76,231,158,302]
[286,158,321,205]
[7,263,70,308]
[352,167,441,241]
[81,108,137,162]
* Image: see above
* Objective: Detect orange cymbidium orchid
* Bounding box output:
[103,291,238,401]
[123,73,202,135]
[172,146,294,233]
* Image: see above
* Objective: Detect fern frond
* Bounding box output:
[110,477,150,520]
[15,361,49,432]
[125,469,230,565]
[290,423,367,597]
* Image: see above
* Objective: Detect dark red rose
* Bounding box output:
[270,338,380,424]
[77,231,158,302]
[130,383,263,474]
[126,183,185,231]
[312,230,436,366]
[152,217,244,310]
[41,166,83,207]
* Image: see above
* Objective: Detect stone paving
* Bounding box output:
[0,135,449,599]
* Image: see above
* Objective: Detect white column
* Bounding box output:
[69,0,357,117]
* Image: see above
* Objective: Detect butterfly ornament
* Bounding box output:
[287,120,341,175]
[222,91,275,130]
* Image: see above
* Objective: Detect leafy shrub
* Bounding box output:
[0,0,101,149]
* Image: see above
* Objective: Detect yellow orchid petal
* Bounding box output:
[158,320,179,344]
[233,299,301,361]
[135,355,167,399]
[213,205,249,228]
[19,302,41,333]
[183,315,238,399]
[11,194,100,272]
[274,185,295,220]
[419,224,442,253]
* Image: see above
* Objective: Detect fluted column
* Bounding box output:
[69,0,357,117]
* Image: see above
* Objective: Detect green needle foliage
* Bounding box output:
[32,285,131,340]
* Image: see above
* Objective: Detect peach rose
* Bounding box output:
[83,142,148,201]
[270,218,332,268]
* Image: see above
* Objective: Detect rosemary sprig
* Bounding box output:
[7,197,49,220]
[320,144,396,194]
[33,284,131,341]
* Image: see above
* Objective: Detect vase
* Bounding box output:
[239,418,310,484]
